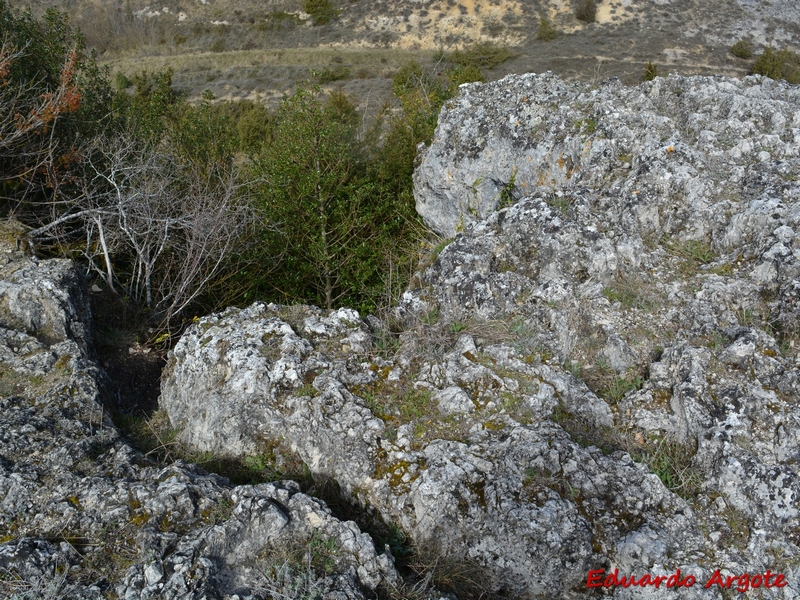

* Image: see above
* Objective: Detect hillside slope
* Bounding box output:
[12,0,800,101]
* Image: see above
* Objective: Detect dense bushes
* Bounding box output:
[752,47,800,84]
[0,0,112,221]
[1,2,466,327]
[248,88,417,312]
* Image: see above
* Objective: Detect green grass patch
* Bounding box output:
[397,388,434,421]
[546,194,570,214]
[631,436,702,499]
[603,274,664,311]
[600,375,644,403]
[448,43,513,70]
[663,238,714,274]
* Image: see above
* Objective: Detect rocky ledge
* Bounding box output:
[161,74,800,598]
[0,238,399,599]
[2,71,800,600]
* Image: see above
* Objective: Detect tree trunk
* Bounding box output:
[315,153,334,309]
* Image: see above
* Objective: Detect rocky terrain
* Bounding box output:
[2,71,800,599]
[0,239,401,599]
[163,72,799,598]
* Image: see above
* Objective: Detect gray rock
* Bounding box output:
[0,239,397,600]
[164,72,800,599]
[6,69,800,600]
[434,386,474,415]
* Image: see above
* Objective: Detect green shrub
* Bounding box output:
[314,65,350,83]
[642,61,658,81]
[575,0,597,23]
[448,43,513,70]
[536,15,558,41]
[448,64,485,88]
[115,71,132,91]
[248,86,422,313]
[752,47,800,84]
[117,68,179,142]
[233,102,275,153]
[730,40,752,59]
[303,0,339,25]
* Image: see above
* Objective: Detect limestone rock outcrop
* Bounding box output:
[0,239,398,599]
[163,73,800,599]
[4,70,800,600]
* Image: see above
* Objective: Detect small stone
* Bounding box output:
[144,562,163,585]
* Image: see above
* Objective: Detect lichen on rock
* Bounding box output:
[163,72,800,598]
[3,69,800,599]
[0,235,398,600]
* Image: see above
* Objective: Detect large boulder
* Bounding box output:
[414,72,800,239]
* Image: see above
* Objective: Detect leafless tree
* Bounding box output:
[29,134,256,326]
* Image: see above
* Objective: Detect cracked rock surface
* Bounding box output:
[0,239,398,599]
[164,73,800,598]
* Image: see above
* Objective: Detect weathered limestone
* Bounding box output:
[163,73,800,598]
[0,240,398,599]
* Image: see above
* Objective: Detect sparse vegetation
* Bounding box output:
[643,61,658,81]
[552,399,702,499]
[633,436,702,499]
[405,542,496,599]
[603,274,664,311]
[730,40,753,59]
[430,237,454,263]
[498,167,518,208]
[551,399,628,455]
[536,15,558,41]
[601,374,644,403]
[663,239,715,275]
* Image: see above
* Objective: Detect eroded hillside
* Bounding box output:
[12,0,800,101]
